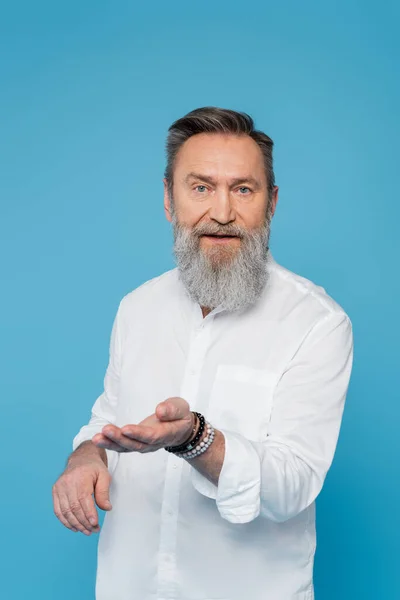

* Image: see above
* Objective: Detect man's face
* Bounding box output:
[163,132,278,313]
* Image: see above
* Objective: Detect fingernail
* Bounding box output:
[89,518,97,525]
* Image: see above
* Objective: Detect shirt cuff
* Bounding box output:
[190,429,261,523]
[104,448,119,475]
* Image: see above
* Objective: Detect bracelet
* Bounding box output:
[164,412,205,454]
[164,412,202,453]
[176,421,215,459]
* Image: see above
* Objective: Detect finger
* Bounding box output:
[94,470,113,511]
[79,492,101,531]
[53,489,78,532]
[67,487,99,533]
[122,422,191,450]
[101,429,147,452]
[121,424,158,444]
[58,491,93,535]
[92,433,129,453]
[156,397,189,421]
[100,426,137,449]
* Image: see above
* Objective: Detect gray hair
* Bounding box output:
[164,106,275,204]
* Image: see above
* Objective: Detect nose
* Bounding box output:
[208,187,235,224]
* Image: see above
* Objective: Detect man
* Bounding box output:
[52,106,353,600]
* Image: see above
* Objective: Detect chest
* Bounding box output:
[116,312,304,442]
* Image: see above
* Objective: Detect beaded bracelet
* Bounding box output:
[176,421,215,459]
[165,412,205,454]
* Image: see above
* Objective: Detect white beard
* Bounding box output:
[171,205,273,313]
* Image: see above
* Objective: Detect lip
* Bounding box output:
[202,235,239,243]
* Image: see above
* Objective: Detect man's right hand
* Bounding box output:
[52,455,112,535]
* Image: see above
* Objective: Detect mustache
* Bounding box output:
[172,214,271,241]
[194,226,244,238]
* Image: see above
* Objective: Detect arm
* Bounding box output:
[190,312,354,524]
[68,439,108,468]
[70,300,124,475]
[185,429,225,486]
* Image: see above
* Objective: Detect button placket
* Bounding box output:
[184,325,210,389]
[156,318,212,599]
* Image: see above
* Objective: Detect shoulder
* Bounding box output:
[116,268,178,319]
[268,255,351,325]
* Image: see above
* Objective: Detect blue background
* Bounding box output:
[1,1,399,598]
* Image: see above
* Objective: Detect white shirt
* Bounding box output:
[72,251,353,600]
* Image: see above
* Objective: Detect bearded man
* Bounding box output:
[52,106,353,600]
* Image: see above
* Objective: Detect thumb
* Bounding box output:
[94,471,113,511]
[156,397,189,421]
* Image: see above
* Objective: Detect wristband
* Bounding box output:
[165,412,205,454]
[176,421,215,459]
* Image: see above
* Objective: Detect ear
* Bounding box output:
[269,186,279,217]
[163,178,172,223]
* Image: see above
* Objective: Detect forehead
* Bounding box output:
[174,133,266,182]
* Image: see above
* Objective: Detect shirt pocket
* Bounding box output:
[207,364,276,441]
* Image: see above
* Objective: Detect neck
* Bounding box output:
[201,306,212,318]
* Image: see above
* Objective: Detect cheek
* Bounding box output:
[240,202,268,229]
[177,203,210,229]
[236,214,263,232]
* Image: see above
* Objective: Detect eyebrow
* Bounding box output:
[184,172,262,189]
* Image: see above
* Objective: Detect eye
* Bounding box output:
[194,185,208,193]
[238,186,251,194]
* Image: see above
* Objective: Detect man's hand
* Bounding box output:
[52,454,112,535]
[92,397,195,454]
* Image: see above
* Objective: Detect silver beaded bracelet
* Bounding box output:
[176,421,215,459]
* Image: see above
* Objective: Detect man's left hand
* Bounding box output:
[91,397,194,454]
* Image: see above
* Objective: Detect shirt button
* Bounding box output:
[172,464,177,469]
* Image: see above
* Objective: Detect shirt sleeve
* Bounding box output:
[72,301,124,475]
[191,311,354,523]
